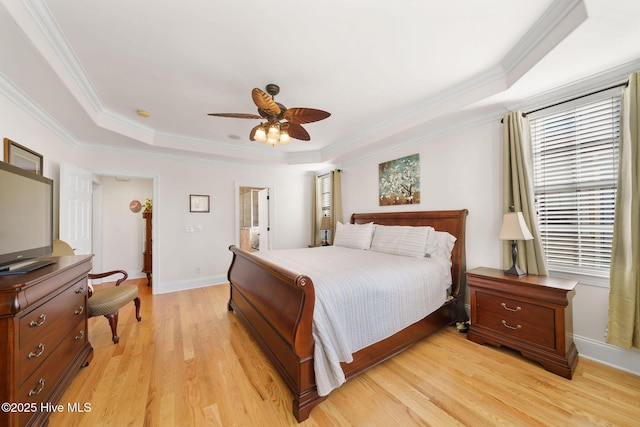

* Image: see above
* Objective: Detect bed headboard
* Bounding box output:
[350,210,468,297]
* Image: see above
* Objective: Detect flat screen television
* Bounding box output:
[0,160,54,274]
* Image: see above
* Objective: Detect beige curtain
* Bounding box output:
[502,111,549,275]
[311,175,323,246]
[607,73,640,349]
[330,170,343,244]
[310,170,343,246]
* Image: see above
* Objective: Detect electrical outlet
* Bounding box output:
[195,266,200,274]
[604,326,608,338]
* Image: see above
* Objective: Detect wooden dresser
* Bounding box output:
[142,210,152,286]
[466,267,579,379]
[0,255,94,427]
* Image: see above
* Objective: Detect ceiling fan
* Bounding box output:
[208,84,331,146]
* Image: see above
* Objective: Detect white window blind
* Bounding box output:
[320,173,332,218]
[530,94,620,278]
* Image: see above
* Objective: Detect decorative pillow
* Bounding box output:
[432,231,457,261]
[370,225,435,258]
[333,222,374,250]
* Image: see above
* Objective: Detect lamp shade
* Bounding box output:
[279,130,291,144]
[320,217,331,230]
[254,126,267,142]
[499,212,533,241]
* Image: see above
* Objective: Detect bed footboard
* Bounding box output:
[227,245,323,421]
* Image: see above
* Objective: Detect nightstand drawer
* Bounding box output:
[476,309,555,349]
[476,291,555,329]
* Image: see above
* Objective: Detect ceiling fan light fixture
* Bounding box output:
[254,125,267,142]
[267,124,280,145]
[208,83,330,146]
[279,129,291,144]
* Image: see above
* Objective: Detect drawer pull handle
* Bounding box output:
[29,314,47,327]
[28,343,46,359]
[501,302,522,312]
[501,320,522,330]
[75,286,85,294]
[74,305,85,315]
[75,330,85,340]
[28,378,45,396]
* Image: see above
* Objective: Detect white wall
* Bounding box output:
[340,119,640,376]
[97,176,153,277]
[341,121,504,272]
[76,150,311,294]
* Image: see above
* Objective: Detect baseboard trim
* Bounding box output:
[154,274,227,294]
[574,334,640,376]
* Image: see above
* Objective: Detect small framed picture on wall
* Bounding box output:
[190,194,210,213]
[3,138,43,175]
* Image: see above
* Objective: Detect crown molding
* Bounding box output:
[6,0,635,172]
[505,57,640,114]
[0,71,79,146]
[22,0,104,112]
[17,0,582,168]
[501,0,587,84]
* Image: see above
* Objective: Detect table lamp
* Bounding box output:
[499,207,533,276]
[320,217,331,246]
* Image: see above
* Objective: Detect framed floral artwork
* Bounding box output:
[378,154,420,206]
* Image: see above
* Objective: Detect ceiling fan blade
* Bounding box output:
[288,123,311,141]
[283,108,331,124]
[252,88,281,115]
[208,113,262,119]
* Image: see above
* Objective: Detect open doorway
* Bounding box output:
[238,186,270,252]
[59,162,154,277]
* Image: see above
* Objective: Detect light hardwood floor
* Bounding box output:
[49,279,640,426]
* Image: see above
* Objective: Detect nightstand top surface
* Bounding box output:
[467,267,578,291]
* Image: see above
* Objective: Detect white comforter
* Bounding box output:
[254,246,452,396]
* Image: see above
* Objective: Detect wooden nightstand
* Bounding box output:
[466,267,579,379]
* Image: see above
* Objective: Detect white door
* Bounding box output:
[258,188,270,251]
[59,162,92,254]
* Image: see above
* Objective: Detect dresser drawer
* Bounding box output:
[18,316,85,386]
[475,291,555,329]
[18,321,88,426]
[19,277,87,351]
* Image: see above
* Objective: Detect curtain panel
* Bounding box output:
[330,170,343,244]
[311,170,343,246]
[311,175,323,247]
[502,111,549,276]
[607,73,640,349]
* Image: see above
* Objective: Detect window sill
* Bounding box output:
[548,269,610,288]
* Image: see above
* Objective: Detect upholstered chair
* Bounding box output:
[52,240,141,344]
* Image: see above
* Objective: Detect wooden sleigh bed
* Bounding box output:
[227,210,468,422]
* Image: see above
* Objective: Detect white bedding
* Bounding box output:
[253,245,452,396]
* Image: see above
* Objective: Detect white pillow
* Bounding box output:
[423,226,438,257]
[370,225,435,258]
[432,231,457,261]
[333,222,374,249]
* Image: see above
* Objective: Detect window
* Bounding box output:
[319,173,332,219]
[530,93,620,279]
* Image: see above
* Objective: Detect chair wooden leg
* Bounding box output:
[134,297,142,321]
[104,311,120,344]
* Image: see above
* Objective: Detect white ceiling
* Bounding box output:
[2,0,640,170]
